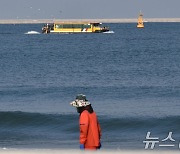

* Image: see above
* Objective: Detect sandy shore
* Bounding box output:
[1,18,180,24]
[0,149,179,154]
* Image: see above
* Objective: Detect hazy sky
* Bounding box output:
[1,0,180,19]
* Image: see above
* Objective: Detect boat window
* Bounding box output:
[55,23,91,29]
[55,24,63,28]
[63,24,73,28]
[93,23,100,27]
[82,24,91,28]
[73,24,83,28]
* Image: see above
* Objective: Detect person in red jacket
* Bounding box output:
[70,94,101,150]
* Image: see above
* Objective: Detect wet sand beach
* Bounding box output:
[0,149,180,154]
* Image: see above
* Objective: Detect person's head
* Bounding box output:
[70,94,93,114]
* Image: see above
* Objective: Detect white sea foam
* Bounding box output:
[103,31,114,34]
[25,31,40,34]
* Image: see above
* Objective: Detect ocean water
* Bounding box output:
[0,23,180,150]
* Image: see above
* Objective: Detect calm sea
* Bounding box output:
[0,23,180,150]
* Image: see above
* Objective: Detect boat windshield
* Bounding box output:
[92,23,100,27]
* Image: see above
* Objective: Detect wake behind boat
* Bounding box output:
[25,31,40,34]
[103,31,114,34]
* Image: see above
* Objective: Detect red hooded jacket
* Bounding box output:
[79,110,101,149]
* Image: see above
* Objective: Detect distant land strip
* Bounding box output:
[1,18,180,24]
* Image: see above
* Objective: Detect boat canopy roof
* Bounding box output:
[53,21,102,25]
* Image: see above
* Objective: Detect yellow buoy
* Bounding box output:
[137,12,144,28]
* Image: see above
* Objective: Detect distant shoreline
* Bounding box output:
[1,18,180,24]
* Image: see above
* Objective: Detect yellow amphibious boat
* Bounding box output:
[137,12,144,28]
[42,22,109,34]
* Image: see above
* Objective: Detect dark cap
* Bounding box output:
[76,94,88,101]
